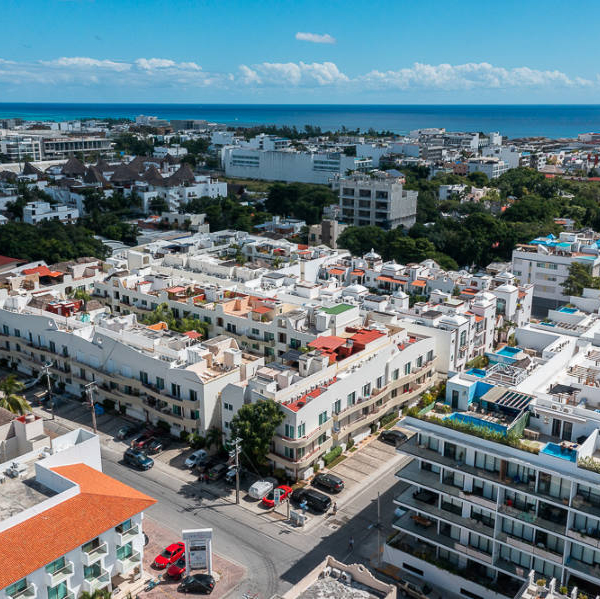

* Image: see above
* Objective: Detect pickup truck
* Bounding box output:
[396,579,435,598]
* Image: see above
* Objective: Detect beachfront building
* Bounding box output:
[512,232,600,311]
[335,172,418,230]
[0,428,155,599]
[222,323,437,479]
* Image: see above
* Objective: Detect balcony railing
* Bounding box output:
[82,542,108,566]
[116,550,141,575]
[6,583,37,599]
[44,561,74,587]
[116,523,139,545]
[82,570,110,594]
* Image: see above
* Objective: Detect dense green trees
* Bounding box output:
[0,221,108,263]
[80,189,140,243]
[139,302,209,338]
[229,400,285,466]
[184,196,270,232]
[265,183,337,225]
[562,263,600,297]
[113,133,153,156]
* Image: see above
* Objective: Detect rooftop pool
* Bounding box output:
[541,442,577,462]
[558,307,577,314]
[496,346,522,357]
[445,413,507,435]
[466,368,487,378]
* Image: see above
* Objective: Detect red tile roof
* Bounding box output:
[252,305,272,314]
[0,255,23,266]
[308,336,346,352]
[350,328,385,346]
[184,330,202,339]
[410,280,426,287]
[376,275,404,284]
[22,265,62,278]
[0,464,156,588]
[329,268,346,276]
[350,269,365,276]
[166,286,186,293]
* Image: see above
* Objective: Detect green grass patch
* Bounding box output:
[327,454,347,469]
[383,417,400,430]
[349,447,358,452]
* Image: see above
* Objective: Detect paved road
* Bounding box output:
[43,417,406,598]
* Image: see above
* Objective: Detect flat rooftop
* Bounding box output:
[298,577,384,599]
[0,474,56,521]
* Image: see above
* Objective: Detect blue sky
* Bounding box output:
[1,0,599,103]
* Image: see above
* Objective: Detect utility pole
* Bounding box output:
[42,362,53,420]
[377,491,382,566]
[85,381,98,434]
[229,437,242,505]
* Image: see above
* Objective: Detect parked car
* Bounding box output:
[147,438,169,454]
[185,449,208,468]
[291,488,332,513]
[117,423,142,440]
[396,579,434,598]
[312,472,344,493]
[123,448,154,470]
[379,429,408,446]
[262,484,293,508]
[178,574,216,594]
[167,556,187,580]
[224,466,243,485]
[197,457,219,477]
[131,431,154,449]
[153,542,185,569]
[208,463,228,481]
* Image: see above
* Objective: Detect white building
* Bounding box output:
[23,201,79,225]
[0,428,155,599]
[153,145,188,158]
[221,146,372,185]
[467,157,509,180]
[336,172,418,229]
[0,135,43,161]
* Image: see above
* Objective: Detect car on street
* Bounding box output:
[312,472,344,493]
[185,449,208,468]
[153,542,185,568]
[123,448,154,470]
[147,438,170,454]
[131,431,154,449]
[208,463,228,481]
[177,574,215,594]
[291,487,332,513]
[262,484,293,508]
[397,579,434,598]
[117,423,142,440]
[248,479,275,500]
[379,429,408,447]
[167,556,187,579]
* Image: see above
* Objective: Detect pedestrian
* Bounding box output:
[300,499,308,514]
[332,502,338,516]
[348,536,354,551]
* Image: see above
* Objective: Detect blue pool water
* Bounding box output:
[446,413,507,435]
[497,346,522,357]
[466,368,486,378]
[541,442,577,462]
[558,307,577,314]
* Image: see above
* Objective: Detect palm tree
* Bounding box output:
[79,590,112,599]
[0,375,31,415]
[205,426,223,452]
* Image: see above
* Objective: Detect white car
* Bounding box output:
[185,449,208,468]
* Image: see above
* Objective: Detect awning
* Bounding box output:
[410,280,426,287]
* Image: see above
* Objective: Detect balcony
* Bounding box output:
[116,524,139,545]
[6,583,37,599]
[81,542,108,566]
[82,570,110,594]
[497,532,563,564]
[565,556,600,581]
[116,550,142,575]
[44,561,74,587]
[568,527,600,550]
[498,503,565,536]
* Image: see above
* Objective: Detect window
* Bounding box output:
[362,383,371,397]
[404,362,411,375]
[190,410,200,420]
[427,350,433,362]
[173,405,182,416]
[83,563,101,581]
[45,556,66,575]
[171,383,181,398]
[347,391,356,406]
[318,411,328,425]
[333,399,341,414]
[284,423,295,439]
[156,377,165,389]
[117,519,132,533]
[416,355,423,368]
[189,389,197,402]
[224,421,230,429]
[460,331,467,346]
[392,368,399,380]
[139,371,148,384]
[284,446,294,459]
[49,340,56,353]
[116,542,133,561]
[5,579,28,598]
[377,376,384,388]
[297,423,306,438]
[14,328,20,338]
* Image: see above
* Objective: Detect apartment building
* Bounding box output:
[23,201,79,225]
[222,323,436,479]
[512,232,600,310]
[468,157,509,180]
[0,305,263,437]
[41,136,113,159]
[335,172,418,230]
[385,326,600,599]
[221,146,372,185]
[0,428,155,599]
[0,135,43,161]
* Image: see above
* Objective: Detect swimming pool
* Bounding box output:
[497,346,522,357]
[466,368,486,378]
[558,307,577,314]
[540,442,577,462]
[445,413,507,435]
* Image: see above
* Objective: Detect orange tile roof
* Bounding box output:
[252,305,271,314]
[147,321,168,331]
[475,315,484,323]
[22,265,62,278]
[410,279,426,287]
[0,464,156,588]
[308,335,346,352]
[350,269,364,276]
[184,330,202,339]
[329,268,346,276]
[376,275,404,284]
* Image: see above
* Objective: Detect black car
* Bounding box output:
[208,463,228,481]
[117,423,143,440]
[178,574,216,594]
[379,429,408,446]
[147,437,171,454]
[124,447,154,470]
[312,472,344,493]
[291,488,332,513]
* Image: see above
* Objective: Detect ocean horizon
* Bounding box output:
[1,103,599,139]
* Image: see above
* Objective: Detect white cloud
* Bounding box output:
[239,61,348,86]
[295,32,336,44]
[135,58,176,70]
[42,57,130,71]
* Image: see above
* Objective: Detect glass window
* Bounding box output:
[45,556,66,574]
[116,542,133,561]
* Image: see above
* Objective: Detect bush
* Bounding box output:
[560,588,568,596]
[323,446,342,466]
[273,467,287,482]
[156,420,171,434]
[313,463,320,473]
[179,431,189,443]
[347,437,355,449]
[380,412,398,427]
[188,433,206,450]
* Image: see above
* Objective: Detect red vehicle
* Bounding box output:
[153,542,185,569]
[131,431,154,449]
[167,556,187,580]
[262,484,293,508]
